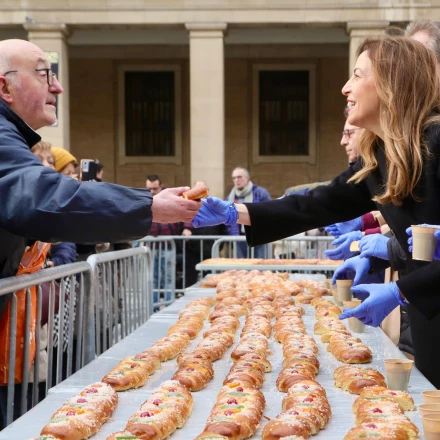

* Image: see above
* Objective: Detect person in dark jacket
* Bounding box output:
[0,39,201,318]
[227,167,271,258]
[192,36,440,387]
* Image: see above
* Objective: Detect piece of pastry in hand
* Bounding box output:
[181,184,209,201]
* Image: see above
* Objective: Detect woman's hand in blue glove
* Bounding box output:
[358,233,390,260]
[406,225,440,259]
[192,197,238,228]
[325,231,363,261]
[331,255,371,288]
[339,282,406,327]
[324,216,363,238]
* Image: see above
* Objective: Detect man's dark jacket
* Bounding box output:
[244,124,440,387]
[0,99,153,315]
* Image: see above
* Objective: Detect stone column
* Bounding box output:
[185,23,227,198]
[24,23,70,150]
[346,21,390,75]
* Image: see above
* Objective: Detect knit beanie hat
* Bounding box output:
[51,146,77,173]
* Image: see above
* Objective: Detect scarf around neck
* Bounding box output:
[228,180,254,203]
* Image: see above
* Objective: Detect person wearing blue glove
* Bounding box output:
[192,197,238,228]
[324,216,363,238]
[331,255,371,287]
[190,36,440,388]
[339,282,407,327]
[406,225,440,260]
[325,230,363,261]
[358,233,390,260]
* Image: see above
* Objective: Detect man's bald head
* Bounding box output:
[0,39,63,130]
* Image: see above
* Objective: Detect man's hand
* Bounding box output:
[325,216,363,238]
[152,187,201,223]
[192,197,238,228]
[325,231,362,261]
[339,282,406,327]
[407,224,440,260]
[359,233,389,260]
[182,228,192,237]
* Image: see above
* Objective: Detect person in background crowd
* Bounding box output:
[50,146,77,177]
[192,36,440,387]
[146,174,192,305]
[227,167,271,258]
[30,141,55,169]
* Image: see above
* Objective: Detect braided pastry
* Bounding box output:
[102,355,161,391]
[143,333,190,362]
[171,358,214,391]
[344,422,410,440]
[334,366,386,394]
[106,432,138,440]
[40,383,117,440]
[352,386,415,412]
[124,380,193,439]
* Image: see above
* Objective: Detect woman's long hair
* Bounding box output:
[348,36,440,205]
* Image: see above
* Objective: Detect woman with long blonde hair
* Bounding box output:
[192,35,440,387]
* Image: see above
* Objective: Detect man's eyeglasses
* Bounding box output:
[2,68,57,86]
[342,128,361,140]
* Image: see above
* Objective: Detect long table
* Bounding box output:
[1,278,434,439]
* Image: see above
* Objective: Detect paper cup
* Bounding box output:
[384,358,414,391]
[348,317,365,333]
[336,279,353,302]
[323,279,331,289]
[331,286,342,306]
[342,299,362,309]
[422,413,440,440]
[412,225,438,262]
[423,391,440,404]
[420,404,440,418]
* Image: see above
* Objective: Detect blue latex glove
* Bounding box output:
[325,231,363,261]
[192,197,238,228]
[339,282,406,327]
[406,224,440,259]
[358,233,390,260]
[331,255,371,287]
[324,216,363,238]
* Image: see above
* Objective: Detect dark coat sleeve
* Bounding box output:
[50,242,77,266]
[0,125,153,244]
[397,262,440,320]
[387,235,407,272]
[244,164,376,246]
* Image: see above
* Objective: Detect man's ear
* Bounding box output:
[0,77,13,104]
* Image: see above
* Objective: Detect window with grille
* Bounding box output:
[118,65,182,164]
[125,71,175,156]
[252,64,316,164]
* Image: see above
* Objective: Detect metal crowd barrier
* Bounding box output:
[0,246,154,428]
[0,262,93,427]
[136,236,225,300]
[211,235,334,260]
[86,246,153,356]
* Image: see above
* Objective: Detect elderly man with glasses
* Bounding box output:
[227,167,271,258]
[0,39,201,318]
